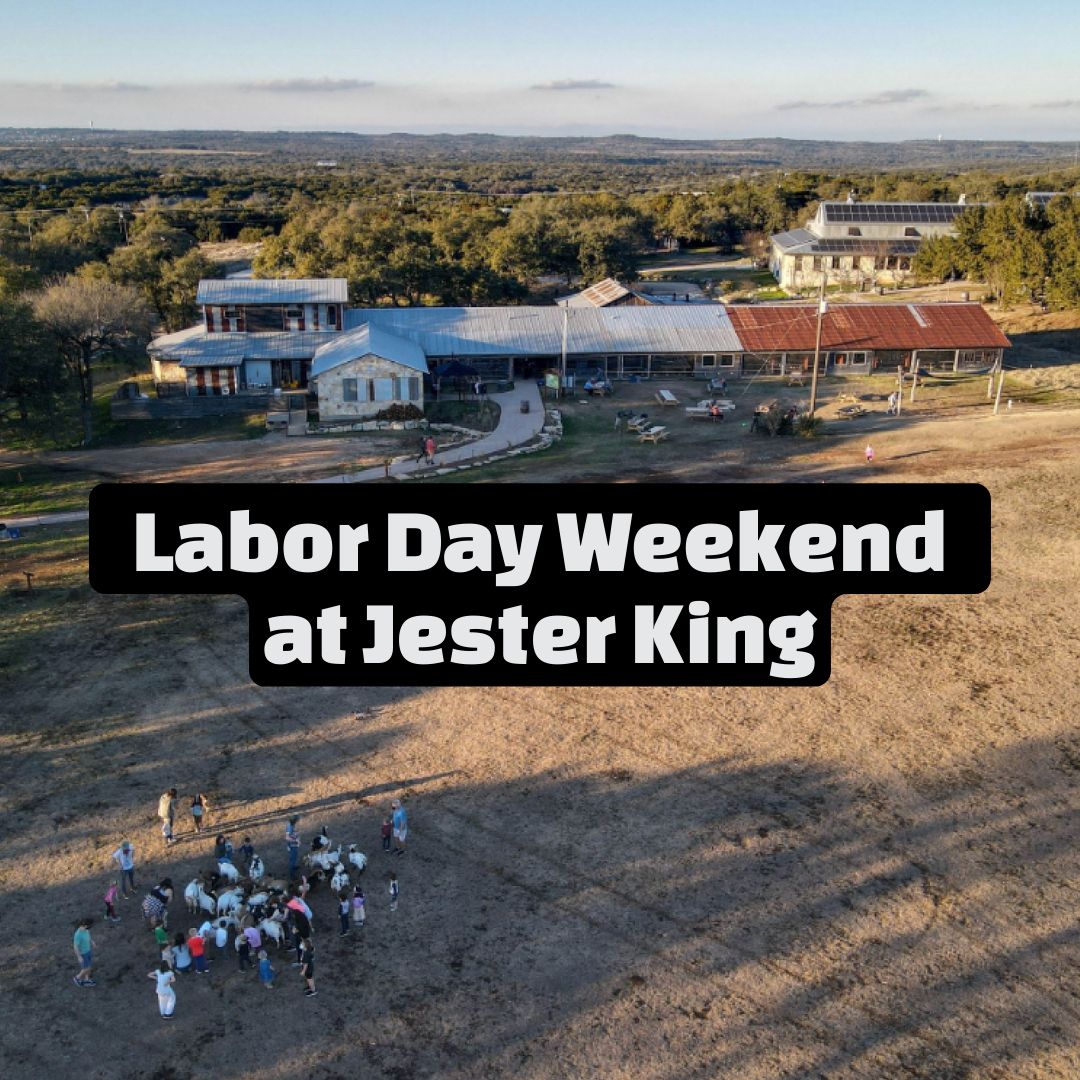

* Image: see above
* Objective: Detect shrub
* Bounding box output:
[372,403,424,422]
[795,414,823,438]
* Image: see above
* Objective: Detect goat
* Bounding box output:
[330,864,350,894]
[305,847,342,872]
[310,827,331,851]
[347,845,368,873]
[184,879,215,915]
[248,854,265,881]
[216,887,244,916]
[216,859,240,884]
[258,918,285,947]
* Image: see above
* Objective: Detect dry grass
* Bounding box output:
[0,324,1079,1080]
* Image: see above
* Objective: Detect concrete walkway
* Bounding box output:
[3,508,90,529]
[311,381,546,484]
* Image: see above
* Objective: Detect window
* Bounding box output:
[847,227,862,236]
[373,378,395,401]
[285,307,303,321]
[326,305,338,328]
[904,227,919,237]
[701,354,717,368]
[812,256,824,272]
[343,378,358,402]
[398,376,420,401]
[224,307,239,321]
[718,354,736,367]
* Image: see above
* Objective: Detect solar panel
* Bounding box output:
[822,202,973,226]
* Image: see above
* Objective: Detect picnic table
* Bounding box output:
[638,426,670,444]
[655,389,680,406]
[787,374,806,387]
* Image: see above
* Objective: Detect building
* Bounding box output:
[149,278,347,396]
[555,278,656,307]
[726,302,1008,376]
[769,198,978,293]
[309,323,428,420]
[146,278,1009,416]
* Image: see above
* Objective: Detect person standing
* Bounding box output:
[103,881,121,924]
[112,841,136,898]
[149,961,176,1018]
[190,792,208,833]
[389,873,399,912]
[285,816,300,881]
[258,949,275,989]
[157,788,177,841]
[187,927,209,975]
[238,836,255,873]
[351,886,366,931]
[338,891,351,937]
[300,940,316,998]
[424,435,436,466]
[235,928,251,972]
[73,919,95,987]
[381,816,392,853]
[414,436,428,465]
[391,799,408,856]
[865,444,875,465]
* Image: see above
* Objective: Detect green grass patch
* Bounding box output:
[424,399,501,432]
[0,464,100,519]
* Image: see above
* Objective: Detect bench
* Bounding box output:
[638,426,670,443]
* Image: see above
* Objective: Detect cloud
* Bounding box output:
[239,78,375,93]
[1031,99,1080,109]
[777,88,931,111]
[530,79,617,92]
[13,80,153,93]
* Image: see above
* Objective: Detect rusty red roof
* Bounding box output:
[727,303,1010,353]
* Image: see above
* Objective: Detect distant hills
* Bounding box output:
[1,129,1078,172]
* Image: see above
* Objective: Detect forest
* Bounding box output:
[1,137,1079,448]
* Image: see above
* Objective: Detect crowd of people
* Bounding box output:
[70,788,411,1020]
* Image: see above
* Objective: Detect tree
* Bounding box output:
[0,297,70,438]
[32,277,154,444]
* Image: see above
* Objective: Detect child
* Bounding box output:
[173,933,192,974]
[238,836,255,871]
[187,927,209,974]
[381,817,392,853]
[160,936,175,971]
[258,949,275,989]
[338,891,351,937]
[865,444,875,464]
[104,881,121,923]
[154,924,170,954]
[161,817,174,847]
[389,873,399,912]
[351,886,366,930]
[214,919,229,951]
[235,928,251,971]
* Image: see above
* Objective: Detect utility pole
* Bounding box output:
[993,356,1006,415]
[560,305,569,399]
[808,273,827,417]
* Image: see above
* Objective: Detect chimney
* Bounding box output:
[846,191,856,204]
[958,193,967,205]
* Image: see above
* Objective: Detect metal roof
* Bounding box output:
[771,230,921,257]
[343,305,742,356]
[727,303,1010,353]
[1025,191,1071,206]
[310,323,429,378]
[819,202,977,226]
[556,278,656,308]
[196,278,349,305]
[148,327,338,364]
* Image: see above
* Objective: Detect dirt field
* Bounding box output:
[2,358,1080,1077]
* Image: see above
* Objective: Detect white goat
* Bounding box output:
[347,845,368,873]
[330,863,350,894]
[248,854,265,881]
[216,887,244,916]
[305,847,341,872]
[258,918,285,947]
[311,827,331,851]
[184,879,215,915]
[216,859,240,884]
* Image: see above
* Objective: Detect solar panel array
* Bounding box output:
[801,238,922,255]
[822,202,973,225]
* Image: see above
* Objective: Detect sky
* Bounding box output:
[1,0,1079,140]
